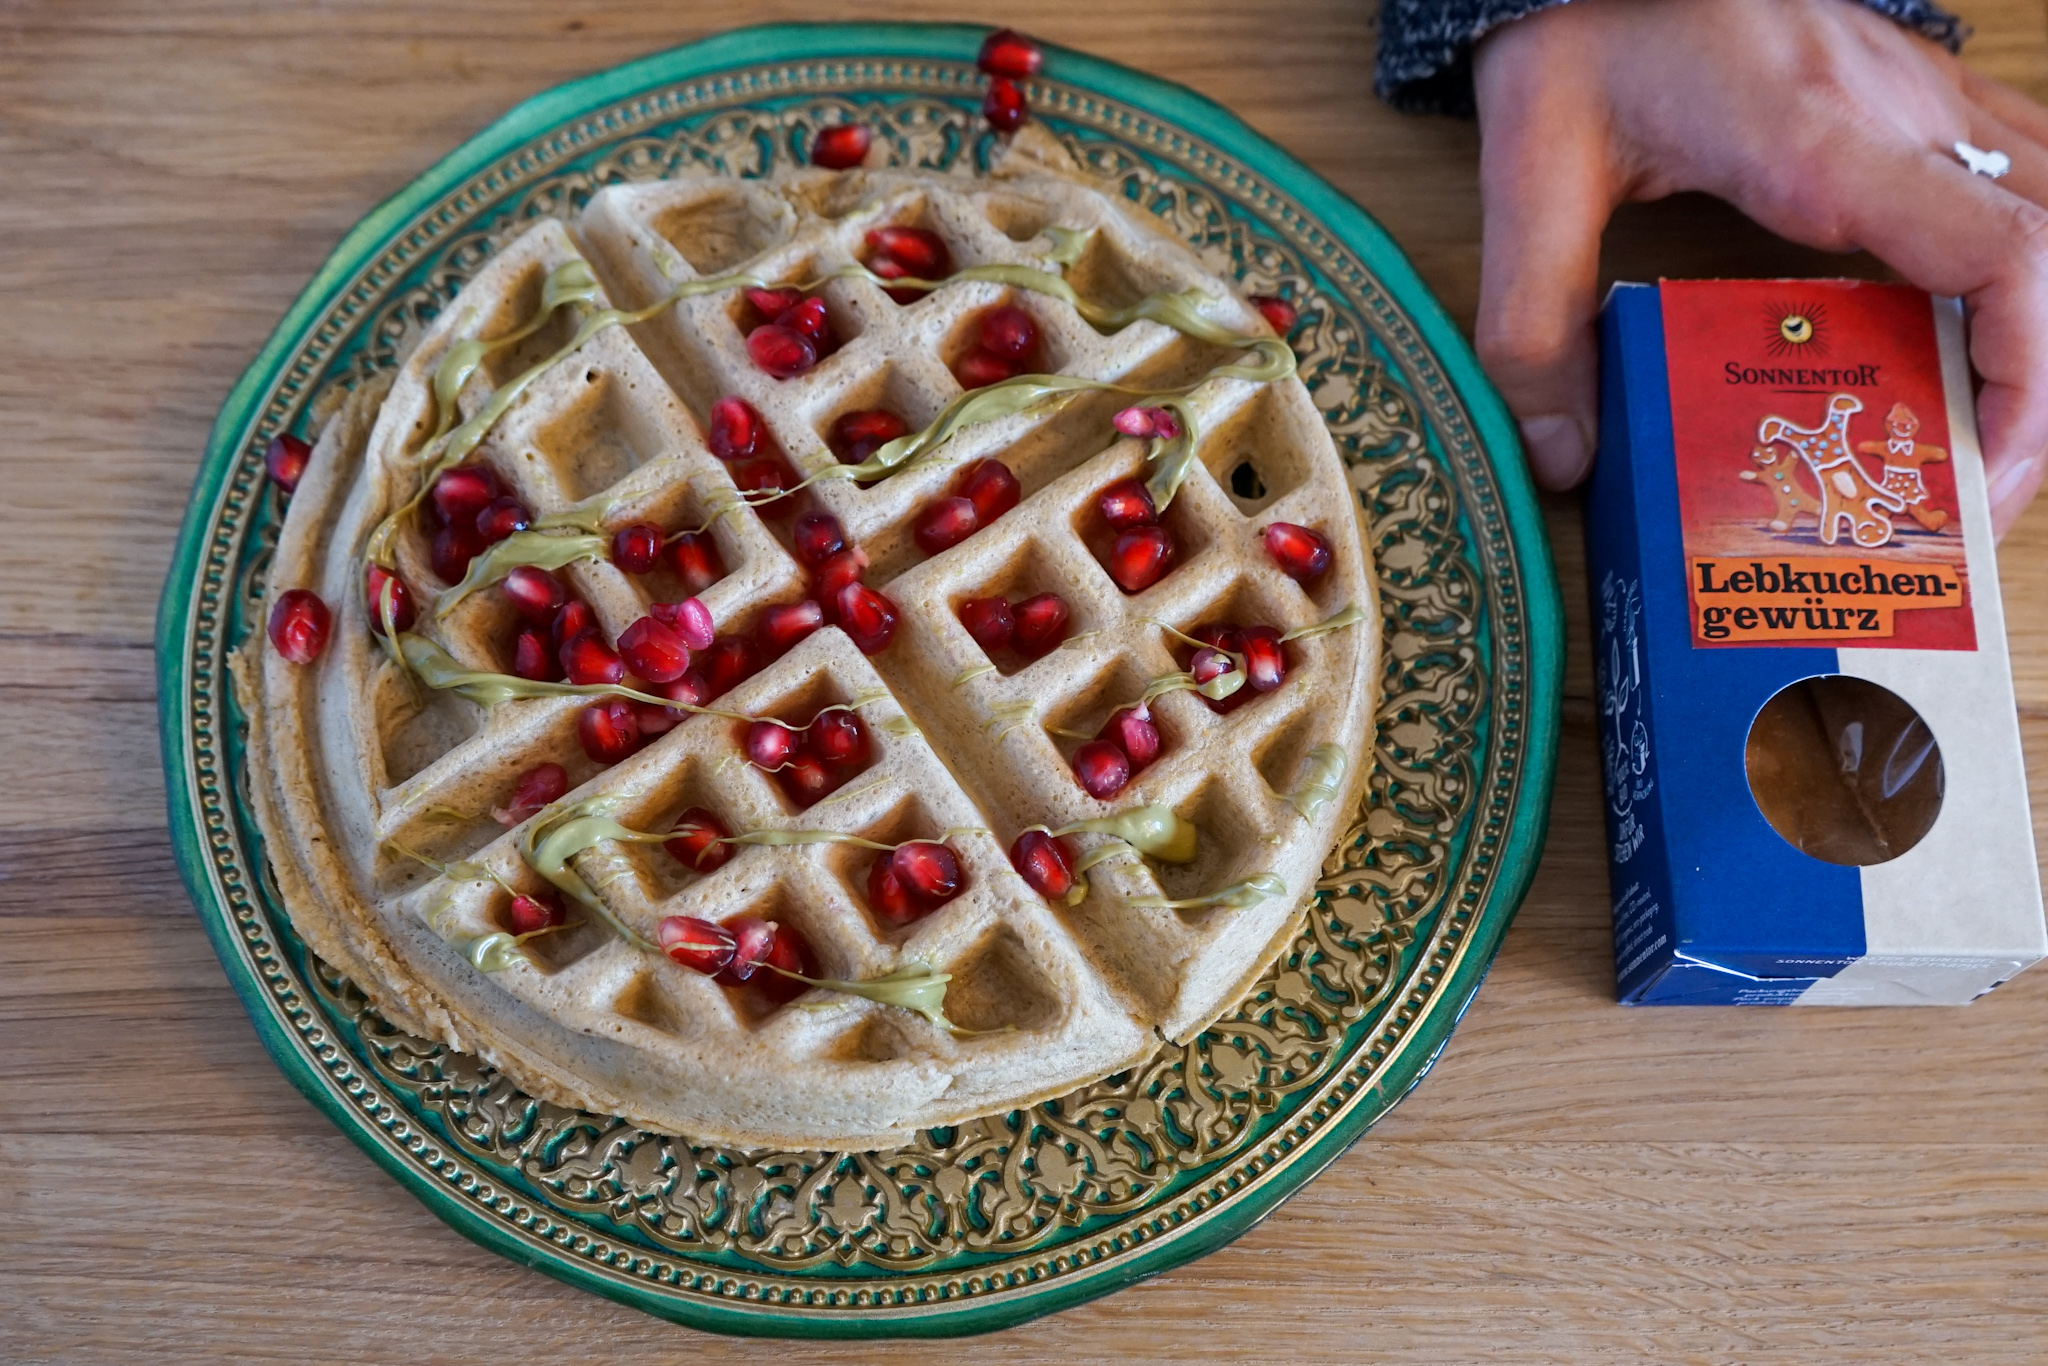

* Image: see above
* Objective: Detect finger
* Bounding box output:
[1959,66,2048,151]
[1962,106,2048,213]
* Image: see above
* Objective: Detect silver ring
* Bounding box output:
[1955,141,2013,179]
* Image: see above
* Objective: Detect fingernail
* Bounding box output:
[1518,414,1592,489]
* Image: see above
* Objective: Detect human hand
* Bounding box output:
[1473,0,2048,535]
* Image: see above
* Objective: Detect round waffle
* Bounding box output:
[236,141,1378,1151]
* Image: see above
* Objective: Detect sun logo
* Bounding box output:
[1763,301,1829,357]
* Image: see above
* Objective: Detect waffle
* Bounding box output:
[236,143,1379,1151]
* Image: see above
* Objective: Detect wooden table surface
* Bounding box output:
[8,2,2048,1361]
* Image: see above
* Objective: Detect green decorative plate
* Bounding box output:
[157,22,1560,1338]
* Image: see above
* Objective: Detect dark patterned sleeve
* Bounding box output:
[1375,0,1968,116]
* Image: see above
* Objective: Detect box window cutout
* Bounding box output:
[1744,674,1943,866]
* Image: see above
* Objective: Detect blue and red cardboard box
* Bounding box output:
[1588,278,2045,1004]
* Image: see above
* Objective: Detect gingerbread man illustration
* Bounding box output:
[1855,401,1949,532]
[1738,441,1822,532]
[1756,392,1904,548]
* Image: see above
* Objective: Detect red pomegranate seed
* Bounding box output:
[265,433,310,492]
[658,671,711,716]
[610,522,663,574]
[1191,622,1244,653]
[650,597,715,650]
[915,496,980,555]
[1101,704,1161,770]
[867,253,926,305]
[829,409,909,465]
[716,916,777,984]
[1073,740,1131,799]
[475,496,530,543]
[618,616,691,683]
[984,76,1028,132]
[633,700,680,738]
[978,28,1044,77]
[753,921,816,1003]
[954,347,1019,389]
[834,582,899,654]
[813,546,870,609]
[1108,525,1176,593]
[731,455,797,517]
[660,915,738,975]
[431,465,501,526]
[1012,592,1071,656]
[700,635,760,697]
[267,589,330,664]
[807,709,869,768]
[1096,477,1157,531]
[1113,405,1180,442]
[745,719,799,771]
[747,324,817,379]
[507,891,567,935]
[867,856,918,925]
[959,458,1021,522]
[959,596,1015,652]
[707,396,761,460]
[560,629,624,686]
[577,698,641,763]
[1241,626,1286,692]
[363,565,415,635]
[495,763,568,825]
[776,297,832,348]
[811,123,872,169]
[430,521,486,583]
[552,598,594,646]
[866,225,952,278]
[979,306,1037,360]
[1263,522,1332,582]
[742,287,805,321]
[1009,830,1076,900]
[501,565,565,623]
[1250,293,1299,334]
[792,511,847,567]
[1189,646,1236,688]
[665,807,733,874]
[779,753,838,807]
[668,532,725,593]
[892,842,963,907]
[511,626,562,681]
[756,599,824,656]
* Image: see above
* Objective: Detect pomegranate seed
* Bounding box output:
[660,915,738,975]
[776,297,832,348]
[742,287,805,321]
[1263,522,1332,582]
[834,582,899,655]
[511,626,562,681]
[716,916,777,984]
[829,409,909,465]
[1010,830,1076,900]
[1108,525,1176,593]
[495,763,568,825]
[1189,646,1236,688]
[731,455,797,517]
[265,433,310,492]
[1191,622,1244,653]
[700,635,760,697]
[754,922,816,1003]
[668,532,725,593]
[501,565,565,623]
[867,856,918,925]
[560,629,624,685]
[959,458,1021,522]
[665,807,733,874]
[747,323,817,379]
[811,123,871,169]
[1011,592,1070,656]
[954,347,1018,389]
[792,511,847,567]
[363,565,416,635]
[475,496,530,543]
[978,28,1044,77]
[618,616,691,683]
[430,520,486,583]
[813,546,870,608]
[779,753,838,807]
[984,75,1028,132]
[893,841,963,907]
[431,465,501,526]
[1073,740,1131,799]
[866,225,952,278]
[807,709,869,768]
[552,598,594,646]
[915,496,980,555]
[1241,626,1286,692]
[658,671,711,716]
[756,599,824,656]
[867,253,927,305]
[611,522,663,574]
[959,596,1015,652]
[577,698,641,763]
[507,891,567,935]
[1096,477,1157,531]
[267,589,330,664]
[1112,405,1180,441]
[650,597,715,650]
[632,700,679,737]
[1250,293,1299,334]
[979,306,1037,360]
[745,719,800,771]
[1101,705,1161,770]
[707,396,761,460]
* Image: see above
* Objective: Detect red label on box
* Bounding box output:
[1660,279,1974,650]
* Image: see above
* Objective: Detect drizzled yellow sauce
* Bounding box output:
[1287,744,1349,820]
[434,531,606,616]
[1130,871,1287,913]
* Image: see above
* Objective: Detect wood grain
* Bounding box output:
[4,1,2047,1360]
